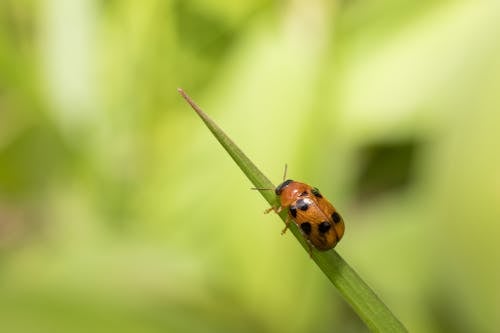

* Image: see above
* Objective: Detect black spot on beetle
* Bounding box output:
[289,205,297,218]
[296,199,309,211]
[300,222,311,235]
[311,187,322,198]
[332,212,341,223]
[275,179,293,195]
[319,221,331,233]
[299,191,308,197]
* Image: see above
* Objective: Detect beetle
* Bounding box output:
[254,165,345,256]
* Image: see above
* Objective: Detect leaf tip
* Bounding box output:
[177,88,187,99]
[177,88,206,119]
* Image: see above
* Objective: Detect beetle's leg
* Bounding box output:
[281,215,291,235]
[264,206,282,214]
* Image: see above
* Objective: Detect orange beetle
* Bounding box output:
[258,167,345,256]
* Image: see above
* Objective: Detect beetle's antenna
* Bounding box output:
[251,164,288,190]
[250,187,274,191]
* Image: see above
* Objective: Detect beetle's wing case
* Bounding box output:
[315,196,345,244]
[291,196,341,251]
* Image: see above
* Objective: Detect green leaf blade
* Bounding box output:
[177,88,276,203]
[178,88,408,333]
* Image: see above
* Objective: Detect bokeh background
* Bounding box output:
[1,0,500,332]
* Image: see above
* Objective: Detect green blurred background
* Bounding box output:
[1,0,500,332]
